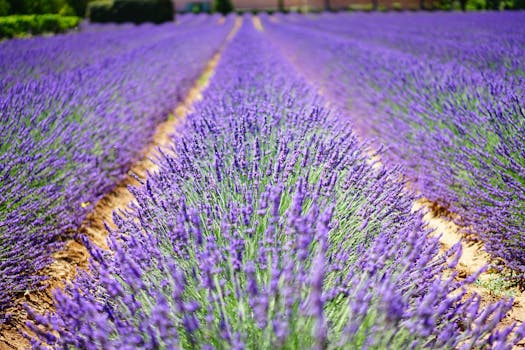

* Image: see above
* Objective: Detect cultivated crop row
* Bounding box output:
[0,15,234,322]
[27,20,524,349]
[262,12,525,278]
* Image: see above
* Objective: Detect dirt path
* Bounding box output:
[253,16,264,32]
[0,17,242,350]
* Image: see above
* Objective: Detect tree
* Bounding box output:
[66,0,92,17]
[485,0,500,9]
[277,0,284,12]
[0,0,9,15]
[214,0,233,14]
[324,0,331,10]
[372,0,379,10]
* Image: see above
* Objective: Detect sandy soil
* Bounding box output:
[0,18,242,350]
[253,16,264,31]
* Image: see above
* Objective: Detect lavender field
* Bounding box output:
[1,11,525,350]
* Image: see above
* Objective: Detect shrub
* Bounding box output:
[0,0,9,16]
[87,0,113,22]
[112,0,174,23]
[66,0,96,17]
[88,0,174,24]
[392,2,403,10]
[6,0,71,15]
[0,14,80,39]
[214,0,233,14]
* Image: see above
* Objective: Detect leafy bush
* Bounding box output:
[66,0,97,17]
[113,0,173,23]
[392,2,403,10]
[88,0,174,24]
[86,0,112,22]
[213,0,233,14]
[0,0,9,16]
[0,14,80,39]
[5,0,71,15]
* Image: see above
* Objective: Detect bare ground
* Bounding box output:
[253,16,264,32]
[0,18,242,350]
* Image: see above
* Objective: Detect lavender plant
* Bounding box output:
[29,20,525,349]
[262,12,525,279]
[0,15,234,322]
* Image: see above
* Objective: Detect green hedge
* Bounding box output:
[87,0,112,22]
[213,0,233,14]
[88,0,174,24]
[0,14,80,39]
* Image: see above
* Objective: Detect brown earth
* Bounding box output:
[253,16,264,31]
[0,17,242,350]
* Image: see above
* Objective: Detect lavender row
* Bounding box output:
[0,14,224,81]
[262,13,525,278]
[284,12,525,75]
[28,20,524,349]
[0,17,234,322]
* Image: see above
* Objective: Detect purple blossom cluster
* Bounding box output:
[29,19,525,349]
[0,15,234,322]
[262,12,525,278]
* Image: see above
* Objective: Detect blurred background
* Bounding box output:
[1,0,524,18]
[0,0,524,39]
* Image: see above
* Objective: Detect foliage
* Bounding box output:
[0,0,9,16]
[112,0,174,23]
[87,0,174,24]
[86,0,112,22]
[0,14,80,38]
[65,0,98,17]
[434,0,524,9]
[5,0,72,14]
[213,0,233,14]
